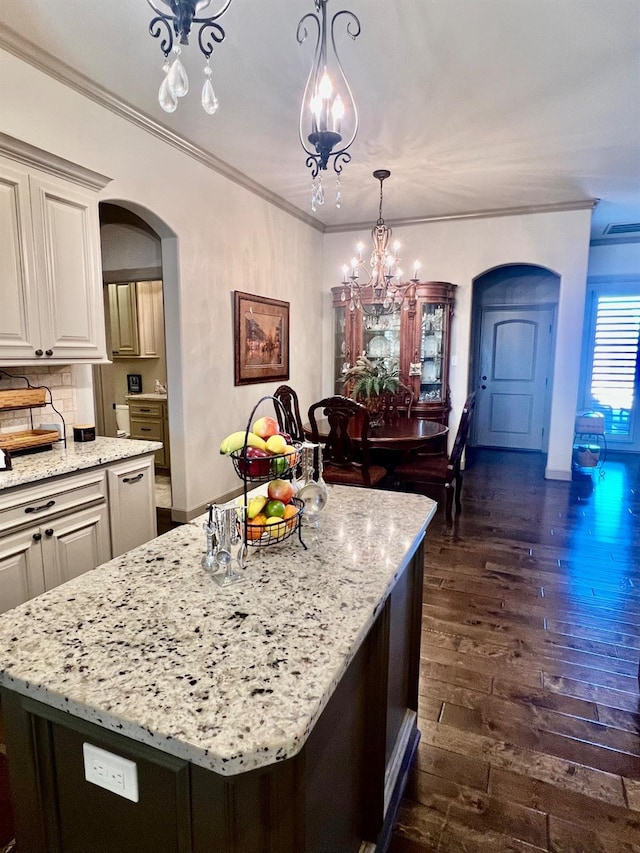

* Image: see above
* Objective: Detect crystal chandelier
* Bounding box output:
[341,170,421,316]
[147,0,233,115]
[297,1,360,212]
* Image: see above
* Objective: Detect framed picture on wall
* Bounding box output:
[234,291,290,386]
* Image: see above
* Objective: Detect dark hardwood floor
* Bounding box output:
[390,448,640,853]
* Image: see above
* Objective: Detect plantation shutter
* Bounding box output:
[590,295,640,435]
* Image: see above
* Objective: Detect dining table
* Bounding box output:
[304,416,448,454]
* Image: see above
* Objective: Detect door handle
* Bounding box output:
[44,529,54,537]
[123,473,144,484]
[32,532,42,542]
[481,385,487,390]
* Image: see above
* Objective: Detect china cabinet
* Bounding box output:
[332,282,457,424]
[0,133,111,365]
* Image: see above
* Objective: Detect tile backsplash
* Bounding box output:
[0,367,78,438]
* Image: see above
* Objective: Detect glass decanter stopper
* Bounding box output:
[297,443,328,529]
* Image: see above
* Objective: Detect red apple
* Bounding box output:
[237,446,271,477]
[267,478,295,505]
[252,416,280,439]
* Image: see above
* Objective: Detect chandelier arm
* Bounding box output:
[333,151,351,175]
[197,21,226,58]
[297,12,322,160]
[328,9,360,151]
[149,13,174,57]
[306,155,321,180]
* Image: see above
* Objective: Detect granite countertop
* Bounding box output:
[0,436,163,490]
[0,485,436,776]
[126,394,167,402]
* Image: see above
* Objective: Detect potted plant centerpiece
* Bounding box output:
[342,354,400,426]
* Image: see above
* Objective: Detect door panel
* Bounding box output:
[476,307,554,450]
[41,504,110,591]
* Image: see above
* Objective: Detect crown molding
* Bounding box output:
[0,25,324,233]
[324,199,598,234]
[0,131,111,190]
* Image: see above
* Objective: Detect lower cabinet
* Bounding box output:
[128,399,169,471]
[107,456,157,558]
[0,455,157,614]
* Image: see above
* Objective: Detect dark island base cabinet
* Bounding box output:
[2,540,424,853]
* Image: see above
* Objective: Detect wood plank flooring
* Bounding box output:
[390,448,640,853]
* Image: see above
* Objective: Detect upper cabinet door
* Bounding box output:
[0,158,42,358]
[29,174,107,361]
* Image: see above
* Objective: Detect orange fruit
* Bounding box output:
[246,512,267,541]
[283,503,298,530]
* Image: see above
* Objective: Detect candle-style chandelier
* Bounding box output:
[297,0,360,212]
[341,170,421,317]
[147,0,232,115]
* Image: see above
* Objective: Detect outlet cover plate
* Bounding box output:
[83,742,139,802]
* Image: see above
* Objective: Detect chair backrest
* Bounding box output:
[448,393,476,473]
[273,385,305,443]
[382,383,414,422]
[308,395,376,485]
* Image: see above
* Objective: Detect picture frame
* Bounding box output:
[234,291,290,386]
[127,374,142,395]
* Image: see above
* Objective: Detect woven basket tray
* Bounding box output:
[0,388,47,410]
[0,429,60,452]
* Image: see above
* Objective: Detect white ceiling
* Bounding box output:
[1,0,639,240]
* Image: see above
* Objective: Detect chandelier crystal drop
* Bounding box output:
[341,170,421,317]
[298,0,360,210]
[147,0,232,115]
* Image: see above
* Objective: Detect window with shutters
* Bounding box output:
[586,293,640,439]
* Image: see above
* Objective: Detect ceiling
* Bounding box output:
[1,0,639,241]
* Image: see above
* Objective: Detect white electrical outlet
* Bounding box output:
[83,743,139,802]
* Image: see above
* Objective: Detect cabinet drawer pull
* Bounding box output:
[140,427,152,432]
[139,408,151,413]
[123,473,144,484]
[25,500,55,514]
[45,528,54,537]
[32,532,42,542]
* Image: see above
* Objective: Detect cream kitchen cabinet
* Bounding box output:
[107,455,157,557]
[108,280,165,359]
[0,448,158,614]
[0,469,110,614]
[0,133,111,365]
[127,397,170,471]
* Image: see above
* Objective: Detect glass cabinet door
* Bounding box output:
[362,309,401,365]
[419,303,445,403]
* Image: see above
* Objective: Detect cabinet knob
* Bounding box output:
[32,532,42,542]
[45,349,53,357]
[35,349,43,357]
[44,528,54,537]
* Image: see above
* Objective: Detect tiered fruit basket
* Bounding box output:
[225,396,306,549]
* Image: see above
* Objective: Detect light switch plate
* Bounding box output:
[409,362,421,376]
[83,742,139,802]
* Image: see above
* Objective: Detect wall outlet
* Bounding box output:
[83,742,139,802]
[409,362,421,376]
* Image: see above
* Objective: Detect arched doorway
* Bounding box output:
[94,200,181,523]
[470,264,560,451]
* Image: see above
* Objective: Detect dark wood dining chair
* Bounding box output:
[382,383,414,422]
[273,385,305,443]
[394,393,476,524]
[307,395,387,488]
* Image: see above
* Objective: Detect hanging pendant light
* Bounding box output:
[298,0,360,211]
[147,0,232,115]
[341,170,421,317]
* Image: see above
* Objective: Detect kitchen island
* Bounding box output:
[0,485,436,852]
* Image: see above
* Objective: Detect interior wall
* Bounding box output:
[2,47,324,518]
[323,208,593,479]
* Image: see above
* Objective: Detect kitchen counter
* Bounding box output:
[0,485,436,852]
[125,393,167,402]
[0,436,163,490]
